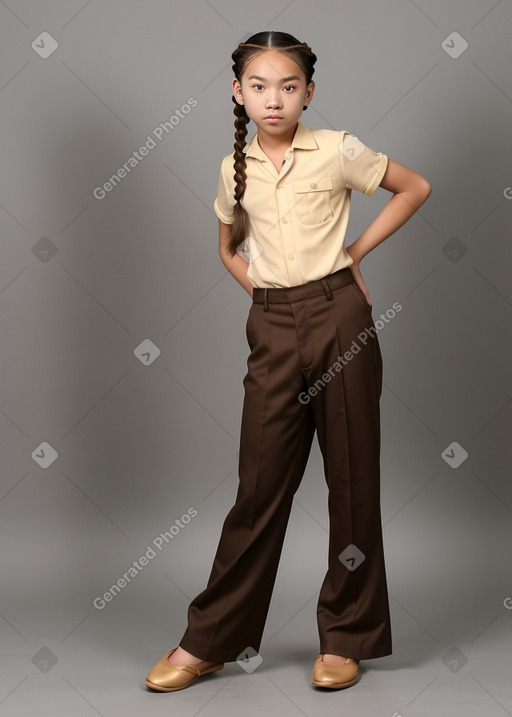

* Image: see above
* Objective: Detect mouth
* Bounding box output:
[264,115,283,121]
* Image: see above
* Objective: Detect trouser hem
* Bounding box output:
[318,641,392,661]
[177,637,253,664]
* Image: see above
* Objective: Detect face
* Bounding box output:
[232,49,315,137]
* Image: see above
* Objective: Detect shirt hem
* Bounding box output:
[363,154,389,196]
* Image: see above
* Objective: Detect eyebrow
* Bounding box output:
[247,75,301,82]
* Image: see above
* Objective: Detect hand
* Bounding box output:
[347,255,372,308]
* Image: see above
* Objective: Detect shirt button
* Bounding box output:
[310,182,317,189]
[282,217,288,224]
[288,254,295,260]
[277,185,282,190]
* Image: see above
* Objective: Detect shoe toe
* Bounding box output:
[312,655,359,689]
[145,649,224,692]
[145,651,187,691]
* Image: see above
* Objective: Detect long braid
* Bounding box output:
[229,97,250,256]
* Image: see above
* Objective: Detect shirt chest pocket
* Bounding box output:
[292,177,334,225]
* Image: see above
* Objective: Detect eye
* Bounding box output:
[252,84,264,91]
[283,85,297,92]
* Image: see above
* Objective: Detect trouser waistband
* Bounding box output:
[252,267,354,311]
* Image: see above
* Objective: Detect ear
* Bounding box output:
[303,80,315,109]
[232,77,244,105]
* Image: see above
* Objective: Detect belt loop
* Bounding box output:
[263,288,269,312]
[321,279,333,301]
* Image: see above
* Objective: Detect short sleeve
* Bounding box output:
[338,131,388,196]
[213,154,235,224]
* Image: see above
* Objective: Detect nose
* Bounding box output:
[265,89,281,108]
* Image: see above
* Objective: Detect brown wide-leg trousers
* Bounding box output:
[179,266,392,663]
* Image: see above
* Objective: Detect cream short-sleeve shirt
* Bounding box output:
[214,121,388,289]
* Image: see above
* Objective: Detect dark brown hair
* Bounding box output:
[228,31,317,256]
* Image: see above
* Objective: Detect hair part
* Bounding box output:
[228,31,317,256]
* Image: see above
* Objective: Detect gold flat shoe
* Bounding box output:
[145,648,224,692]
[312,654,360,689]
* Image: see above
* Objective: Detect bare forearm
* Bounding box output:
[348,187,431,264]
[220,251,254,297]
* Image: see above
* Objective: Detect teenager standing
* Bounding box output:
[146,30,431,692]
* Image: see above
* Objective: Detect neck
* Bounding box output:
[257,121,299,153]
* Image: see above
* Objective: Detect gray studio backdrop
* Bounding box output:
[1,0,511,714]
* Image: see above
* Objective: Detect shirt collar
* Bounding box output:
[245,120,318,161]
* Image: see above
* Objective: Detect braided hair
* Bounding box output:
[228,31,317,256]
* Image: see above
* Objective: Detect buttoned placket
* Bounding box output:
[272,147,303,286]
